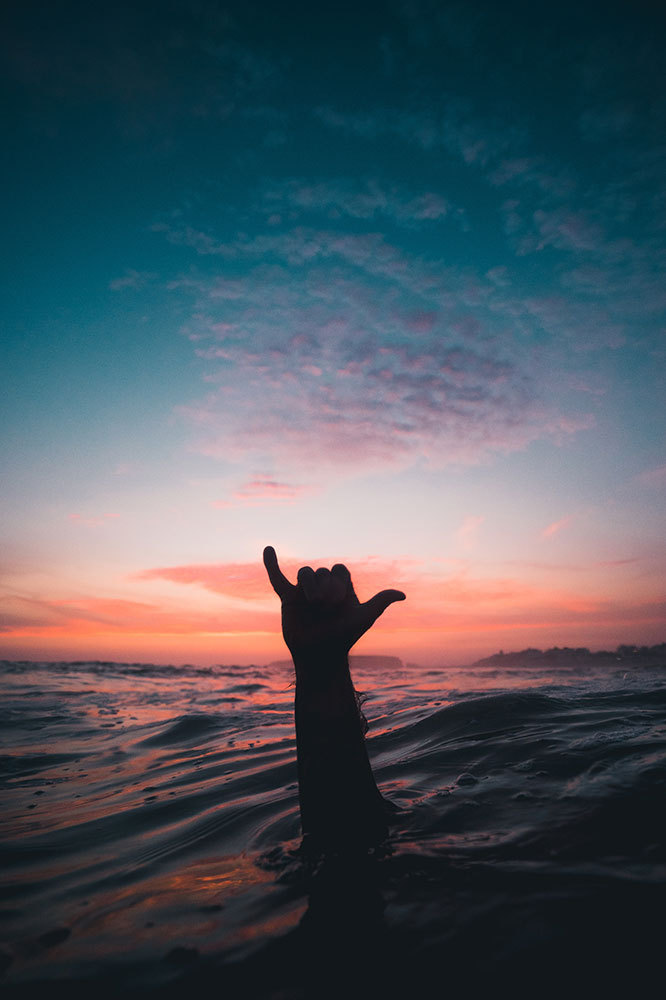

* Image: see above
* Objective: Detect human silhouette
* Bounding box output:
[263,546,405,852]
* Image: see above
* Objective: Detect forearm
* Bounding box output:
[292,650,387,849]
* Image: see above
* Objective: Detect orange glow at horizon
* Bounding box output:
[2,553,663,666]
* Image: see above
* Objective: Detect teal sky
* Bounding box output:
[2,0,665,665]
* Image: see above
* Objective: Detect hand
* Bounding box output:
[263,545,406,662]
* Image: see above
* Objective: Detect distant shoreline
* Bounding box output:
[2,644,664,672]
[472,642,666,669]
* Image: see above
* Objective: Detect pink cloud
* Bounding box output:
[135,556,419,603]
[542,515,574,538]
[213,476,310,508]
[135,561,273,600]
[0,591,275,636]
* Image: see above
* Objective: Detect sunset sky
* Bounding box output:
[2,0,665,666]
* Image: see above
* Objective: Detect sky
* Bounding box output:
[1,0,665,666]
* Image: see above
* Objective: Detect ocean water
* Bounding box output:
[1,655,665,998]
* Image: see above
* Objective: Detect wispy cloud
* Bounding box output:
[313,88,666,347]
[542,515,575,539]
[161,223,594,472]
[109,269,158,290]
[595,558,642,568]
[213,476,310,508]
[0,591,274,636]
[313,102,520,168]
[259,178,458,228]
[135,558,411,602]
[135,560,275,601]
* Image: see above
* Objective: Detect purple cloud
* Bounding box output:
[165,226,595,471]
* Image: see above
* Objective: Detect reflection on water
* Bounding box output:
[1,656,665,994]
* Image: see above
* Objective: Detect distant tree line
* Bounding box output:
[474,643,666,668]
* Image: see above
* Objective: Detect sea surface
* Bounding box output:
[1,656,665,998]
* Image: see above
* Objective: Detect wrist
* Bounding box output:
[291,648,351,685]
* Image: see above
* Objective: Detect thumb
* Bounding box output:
[362,588,406,626]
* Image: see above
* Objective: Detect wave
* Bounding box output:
[139,713,225,746]
[1,658,665,995]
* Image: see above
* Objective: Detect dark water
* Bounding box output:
[1,657,665,997]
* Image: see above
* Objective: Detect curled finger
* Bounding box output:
[317,566,347,604]
[331,563,356,599]
[297,565,320,602]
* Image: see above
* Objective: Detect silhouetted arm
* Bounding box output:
[263,546,405,851]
